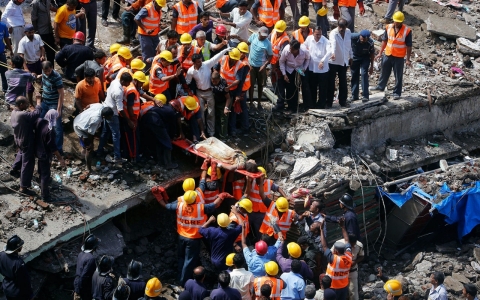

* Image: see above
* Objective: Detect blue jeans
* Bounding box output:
[40,102,63,154]
[228,94,249,135]
[97,115,121,159]
[121,10,137,39]
[0,52,7,92]
[178,236,201,285]
[351,58,370,100]
[139,34,160,62]
[312,3,329,37]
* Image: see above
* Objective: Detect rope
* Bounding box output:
[351,155,369,256]
[43,41,59,54]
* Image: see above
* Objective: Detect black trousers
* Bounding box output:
[327,63,348,107]
[40,33,56,67]
[102,0,120,20]
[306,70,329,109]
[38,158,51,200]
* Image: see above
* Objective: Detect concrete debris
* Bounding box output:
[457,38,480,57]
[290,157,320,180]
[415,260,433,272]
[426,14,477,40]
[444,276,464,294]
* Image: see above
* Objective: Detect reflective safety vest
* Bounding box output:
[178,95,201,120]
[149,63,177,95]
[229,211,249,243]
[192,40,211,61]
[248,179,273,213]
[232,178,245,200]
[115,67,133,81]
[137,2,161,36]
[241,57,251,92]
[140,101,155,117]
[292,28,313,44]
[338,0,356,7]
[385,24,411,58]
[174,1,199,34]
[220,56,243,89]
[123,84,141,119]
[326,253,352,289]
[270,31,289,65]
[177,187,205,204]
[259,201,296,238]
[254,276,284,300]
[105,54,125,76]
[176,201,207,239]
[179,45,200,72]
[258,0,281,28]
[203,188,218,204]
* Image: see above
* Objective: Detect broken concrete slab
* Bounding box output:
[415,260,433,272]
[452,272,469,284]
[444,276,464,294]
[426,15,477,41]
[457,38,480,57]
[292,122,335,150]
[474,248,480,263]
[289,157,320,180]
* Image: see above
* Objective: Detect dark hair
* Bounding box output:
[433,271,445,284]
[199,11,210,19]
[94,50,106,59]
[193,266,205,281]
[338,18,348,28]
[120,72,133,83]
[238,1,248,6]
[348,232,357,245]
[291,259,302,273]
[305,285,316,298]
[315,26,322,32]
[233,254,245,268]
[192,53,203,64]
[290,39,301,50]
[42,60,53,70]
[464,284,478,297]
[261,234,275,246]
[260,284,272,297]
[322,274,332,289]
[245,160,258,173]
[101,107,114,117]
[66,0,78,5]
[311,200,325,212]
[12,55,24,69]
[218,271,230,288]
[167,30,179,39]
[84,68,95,78]
[15,96,27,107]
[167,45,178,52]
[211,71,220,79]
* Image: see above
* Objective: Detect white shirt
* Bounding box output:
[229,268,254,300]
[18,34,44,63]
[73,103,104,138]
[185,48,228,90]
[1,1,25,27]
[279,44,310,75]
[328,27,353,67]
[229,8,253,43]
[103,79,124,115]
[428,284,448,300]
[304,35,332,73]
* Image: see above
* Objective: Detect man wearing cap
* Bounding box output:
[135,0,165,62]
[55,31,94,82]
[323,193,361,242]
[1,0,26,54]
[350,29,374,103]
[74,234,99,300]
[380,0,406,24]
[371,11,412,101]
[0,235,33,300]
[276,241,313,280]
[254,261,285,299]
[463,283,478,300]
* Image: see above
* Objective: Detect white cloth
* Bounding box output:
[44,109,58,130]
[279,44,310,75]
[1,1,25,27]
[328,27,353,67]
[103,79,125,115]
[18,34,44,63]
[229,8,252,43]
[304,35,332,73]
[73,103,104,138]
[185,48,228,90]
[314,289,324,300]
[11,26,24,54]
[428,284,448,300]
[229,268,254,300]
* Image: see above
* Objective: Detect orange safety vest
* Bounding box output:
[270,31,289,65]
[229,211,249,243]
[137,2,161,36]
[174,1,198,34]
[259,201,296,238]
[220,56,243,89]
[140,101,155,117]
[178,95,200,120]
[115,67,133,80]
[232,178,245,200]
[385,24,411,58]
[216,0,228,9]
[248,179,273,213]
[203,188,219,204]
[123,84,141,119]
[292,28,313,44]
[241,57,251,92]
[258,0,281,28]
[254,276,284,300]
[179,45,200,72]
[326,253,352,289]
[177,187,205,204]
[176,201,207,239]
[338,0,356,7]
[149,63,177,95]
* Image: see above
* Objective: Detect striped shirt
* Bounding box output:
[41,70,63,106]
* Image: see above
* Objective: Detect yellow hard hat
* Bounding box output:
[207,167,222,179]
[317,6,328,17]
[117,46,132,59]
[276,197,289,212]
[109,43,121,54]
[238,198,253,213]
[154,94,167,105]
[133,71,147,83]
[228,48,241,60]
[237,42,249,54]
[287,242,302,258]
[180,33,193,44]
[226,253,235,266]
[274,20,287,33]
[257,166,267,176]
[159,50,174,63]
[265,261,279,276]
[217,213,231,227]
[183,178,195,191]
[298,16,310,27]
[155,0,166,7]
[384,280,402,296]
[143,75,150,90]
[183,190,197,204]
[131,58,146,70]
[184,96,198,111]
[145,277,162,297]
[392,11,404,23]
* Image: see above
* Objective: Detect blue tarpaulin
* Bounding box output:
[382,182,480,238]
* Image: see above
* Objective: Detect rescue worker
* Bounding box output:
[169,95,206,142]
[139,277,166,300]
[292,16,313,44]
[226,253,236,270]
[258,194,297,239]
[200,158,222,204]
[323,193,361,241]
[320,218,352,300]
[254,261,285,300]
[110,43,121,56]
[297,236,322,287]
[74,234,100,300]
[172,0,201,35]
[377,267,403,300]
[150,50,183,101]
[276,241,313,280]
[229,198,252,247]
[106,46,133,83]
[75,50,107,87]
[312,1,328,37]
[123,260,146,300]
[335,0,365,33]
[34,109,66,202]
[54,31,94,82]
[269,21,290,110]
[113,283,131,300]
[157,188,232,285]
[118,0,153,45]
[0,235,33,300]
[251,0,284,31]
[211,25,229,57]
[135,0,166,62]
[371,11,412,101]
[180,177,205,203]
[350,29,375,103]
[242,225,281,277]
[192,30,228,61]
[92,255,116,300]
[178,33,200,73]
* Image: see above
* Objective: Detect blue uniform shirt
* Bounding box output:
[199,225,242,268]
[351,33,375,61]
[0,22,9,52]
[184,279,210,300]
